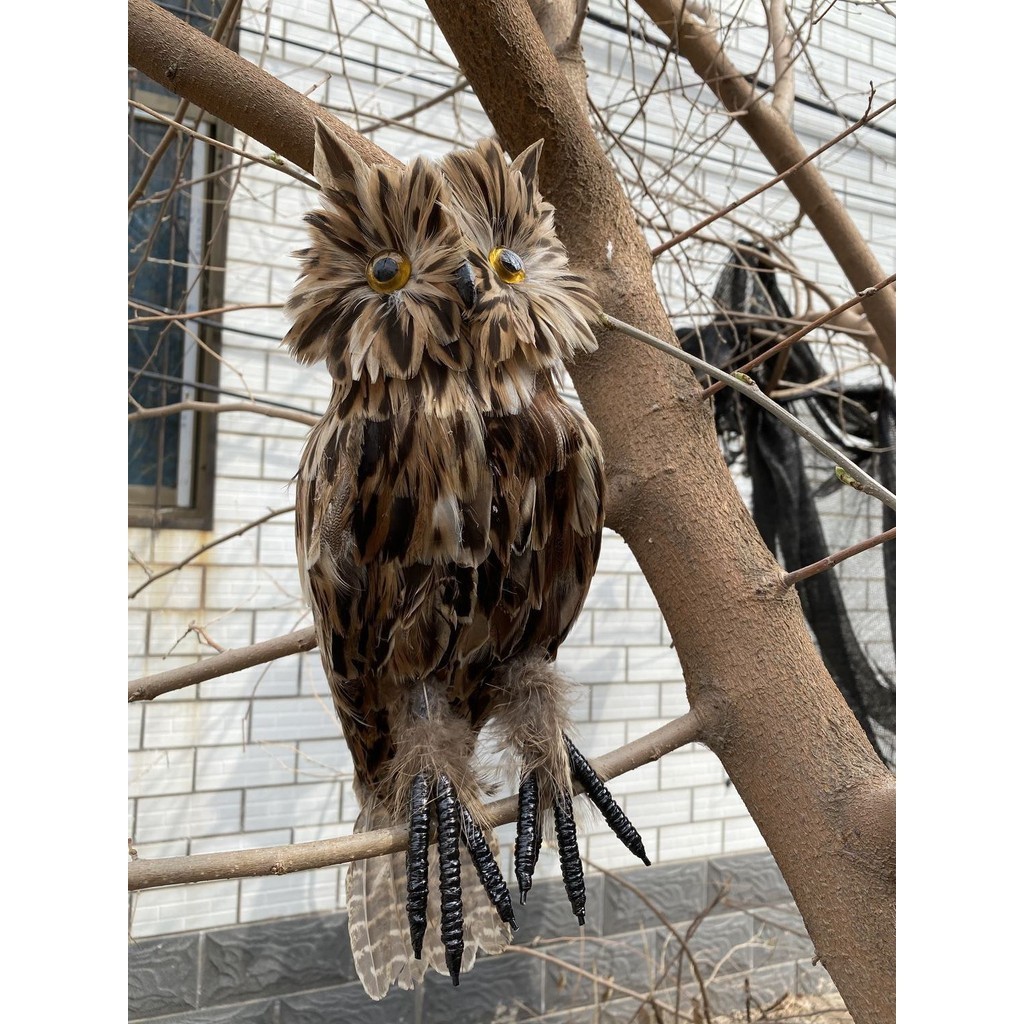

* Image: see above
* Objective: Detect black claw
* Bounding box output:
[515,771,540,904]
[461,808,518,930]
[435,773,464,986]
[406,772,431,958]
[553,791,586,925]
[565,735,651,866]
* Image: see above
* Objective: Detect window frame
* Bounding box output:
[128,90,229,531]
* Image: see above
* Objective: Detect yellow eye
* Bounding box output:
[488,247,526,284]
[366,251,411,293]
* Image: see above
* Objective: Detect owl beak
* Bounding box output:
[454,261,478,311]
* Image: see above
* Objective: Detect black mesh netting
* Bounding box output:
[676,244,895,768]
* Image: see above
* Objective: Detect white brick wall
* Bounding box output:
[127,0,894,938]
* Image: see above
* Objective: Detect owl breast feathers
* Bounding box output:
[285,121,647,1000]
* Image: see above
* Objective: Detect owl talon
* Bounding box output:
[405,771,431,958]
[514,771,541,904]
[566,735,651,866]
[408,770,515,984]
[461,808,518,931]
[553,790,586,925]
[435,774,465,986]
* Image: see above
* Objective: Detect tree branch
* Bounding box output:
[127,400,318,427]
[128,627,317,702]
[128,0,398,172]
[633,0,896,374]
[128,711,702,889]
[650,100,895,259]
[767,0,796,119]
[600,312,895,511]
[129,506,295,599]
[780,527,895,590]
[127,0,244,209]
[701,273,895,399]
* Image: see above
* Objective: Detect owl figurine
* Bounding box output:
[285,121,648,1000]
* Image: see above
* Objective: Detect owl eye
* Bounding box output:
[366,251,411,293]
[488,247,526,285]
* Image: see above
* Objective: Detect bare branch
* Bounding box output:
[128,99,318,189]
[128,711,701,889]
[128,626,317,702]
[127,400,318,427]
[599,312,896,510]
[650,99,895,259]
[129,0,398,172]
[583,855,720,1019]
[128,0,243,209]
[780,528,895,590]
[128,301,283,324]
[129,506,295,599]
[504,944,683,1019]
[633,0,896,372]
[702,273,895,399]
[767,0,796,119]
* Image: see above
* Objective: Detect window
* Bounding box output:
[128,1,231,529]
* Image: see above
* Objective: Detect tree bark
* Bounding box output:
[128,2,895,1019]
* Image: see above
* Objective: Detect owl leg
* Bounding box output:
[499,656,649,924]
[398,688,516,987]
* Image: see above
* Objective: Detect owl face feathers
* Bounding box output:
[440,139,600,373]
[285,122,474,385]
[285,122,599,416]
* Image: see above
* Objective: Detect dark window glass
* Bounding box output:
[128,119,200,494]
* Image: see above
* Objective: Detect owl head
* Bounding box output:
[438,139,600,374]
[285,120,477,386]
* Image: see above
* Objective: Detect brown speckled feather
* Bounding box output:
[288,124,606,999]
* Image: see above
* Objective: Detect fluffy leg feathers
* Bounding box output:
[493,653,650,923]
[346,686,513,999]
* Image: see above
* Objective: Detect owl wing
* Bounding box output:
[455,377,604,716]
[295,416,391,794]
[296,391,504,789]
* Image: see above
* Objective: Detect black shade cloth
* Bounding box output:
[677,244,895,767]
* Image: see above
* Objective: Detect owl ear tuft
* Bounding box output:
[510,139,544,201]
[312,118,365,191]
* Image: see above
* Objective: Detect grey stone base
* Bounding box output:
[128,850,839,1023]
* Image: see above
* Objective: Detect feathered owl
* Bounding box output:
[285,121,649,1000]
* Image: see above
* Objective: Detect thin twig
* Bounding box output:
[128,99,319,189]
[127,400,319,428]
[650,99,895,258]
[504,944,681,1019]
[780,527,895,590]
[599,312,896,511]
[701,274,895,399]
[129,506,296,599]
[129,626,318,702]
[362,78,470,133]
[128,301,283,325]
[583,855,720,1021]
[127,711,701,888]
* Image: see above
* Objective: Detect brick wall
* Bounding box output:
[128,0,894,952]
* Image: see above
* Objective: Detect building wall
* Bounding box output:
[128,0,895,941]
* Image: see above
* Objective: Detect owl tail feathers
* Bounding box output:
[346,802,513,1000]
